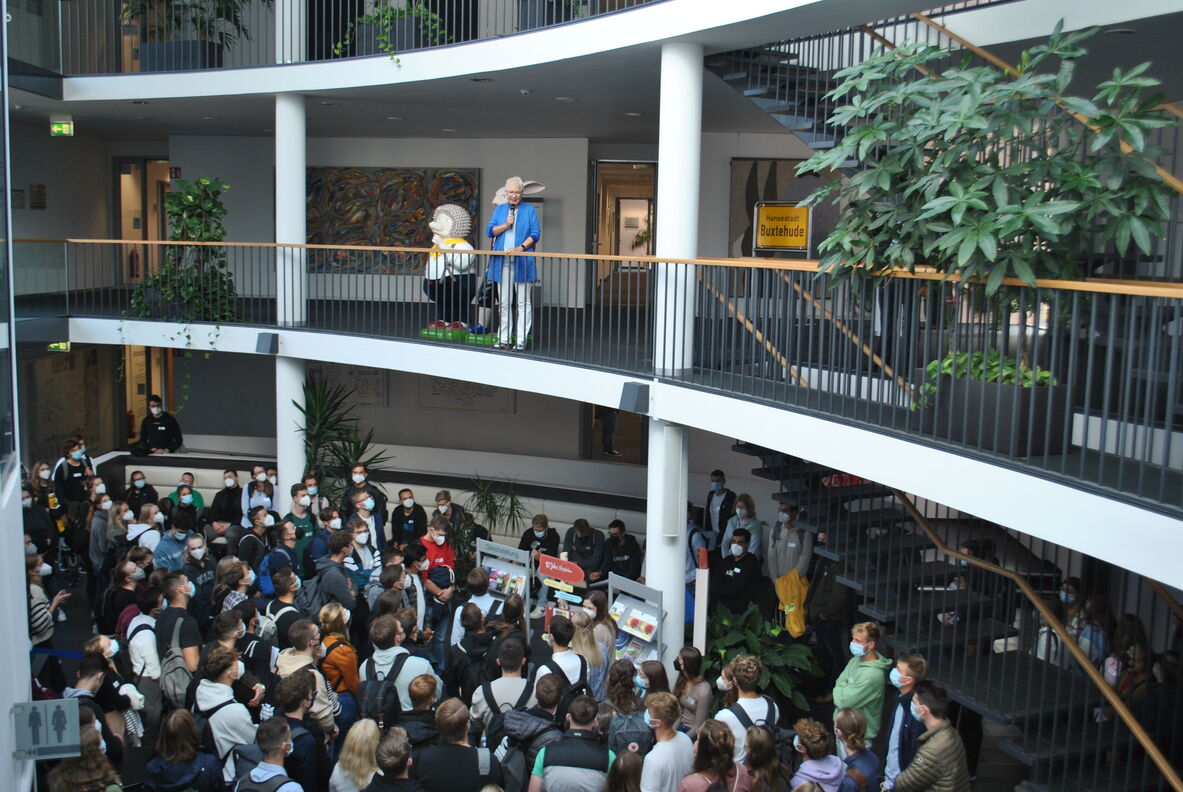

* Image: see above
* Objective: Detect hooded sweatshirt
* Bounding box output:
[315,554,357,609]
[833,654,894,738]
[791,755,846,792]
[194,679,256,782]
[144,751,224,792]
[360,645,442,712]
[275,648,340,735]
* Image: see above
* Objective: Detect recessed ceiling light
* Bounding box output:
[386,116,403,121]
[201,116,219,120]
[624,111,643,117]
[442,128,457,132]
[555,96,576,103]
[131,100,150,105]
[1104,27,1136,34]
[470,77,493,83]
[319,100,342,106]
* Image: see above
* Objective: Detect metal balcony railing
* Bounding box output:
[14,239,1183,517]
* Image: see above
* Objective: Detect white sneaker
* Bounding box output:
[529,606,546,619]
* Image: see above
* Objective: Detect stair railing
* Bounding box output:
[891,487,1183,792]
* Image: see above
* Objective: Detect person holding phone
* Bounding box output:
[487,176,541,351]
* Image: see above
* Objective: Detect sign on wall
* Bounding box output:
[753,201,811,254]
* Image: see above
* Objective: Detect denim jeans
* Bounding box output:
[425,599,450,671]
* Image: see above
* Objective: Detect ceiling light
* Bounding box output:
[442,128,457,132]
[319,100,342,106]
[624,112,643,117]
[201,116,218,120]
[386,116,403,121]
[470,77,493,83]
[555,96,576,103]
[1103,27,1136,34]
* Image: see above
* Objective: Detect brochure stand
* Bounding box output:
[477,538,533,640]
[608,573,665,664]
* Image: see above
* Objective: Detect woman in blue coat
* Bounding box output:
[487,176,542,350]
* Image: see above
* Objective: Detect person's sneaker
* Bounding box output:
[468,324,488,334]
[529,606,546,619]
[603,449,623,457]
[513,344,526,352]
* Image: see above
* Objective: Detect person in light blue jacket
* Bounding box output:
[487,175,542,350]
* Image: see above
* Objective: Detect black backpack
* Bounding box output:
[454,640,497,703]
[727,696,795,765]
[540,655,589,725]
[358,653,411,729]
[194,699,235,759]
[481,681,534,751]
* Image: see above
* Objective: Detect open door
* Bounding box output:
[592,161,655,307]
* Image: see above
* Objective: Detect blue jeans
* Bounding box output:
[425,599,450,671]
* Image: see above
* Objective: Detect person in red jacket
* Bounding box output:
[420,515,456,671]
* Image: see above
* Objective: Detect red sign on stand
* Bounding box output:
[539,553,585,584]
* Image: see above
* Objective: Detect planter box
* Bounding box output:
[140,41,224,72]
[916,374,1070,457]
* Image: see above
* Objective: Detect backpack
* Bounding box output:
[229,724,308,780]
[258,601,297,643]
[161,617,195,709]
[542,655,589,725]
[496,710,563,792]
[608,709,655,757]
[357,653,411,729]
[235,768,297,792]
[296,574,325,615]
[727,697,794,765]
[193,699,234,758]
[256,552,277,597]
[481,681,534,751]
[455,640,497,703]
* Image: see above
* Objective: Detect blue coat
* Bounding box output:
[487,201,541,283]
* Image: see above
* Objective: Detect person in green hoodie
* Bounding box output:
[832,621,893,744]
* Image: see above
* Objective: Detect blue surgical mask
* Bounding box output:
[70,450,84,461]
[294,577,302,591]
[793,734,801,751]
[1059,591,1076,604]
[180,494,193,505]
[534,529,546,539]
[909,700,922,721]
[185,582,196,597]
[307,486,318,496]
[362,497,375,511]
[247,569,256,586]
[958,559,969,567]
[635,674,647,691]
[850,641,868,658]
[133,479,146,489]
[710,481,722,491]
[889,668,906,688]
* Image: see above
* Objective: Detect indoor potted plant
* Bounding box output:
[334,0,450,58]
[124,0,273,71]
[796,22,1175,455]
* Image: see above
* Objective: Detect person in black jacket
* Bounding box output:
[21,483,54,556]
[704,469,737,549]
[277,669,331,792]
[339,463,389,524]
[130,394,184,455]
[519,514,561,612]
[602,520,643,581]
[125,469,160,514]
[883,654,927,790]
[715,527,761,615]
[563,519,606,583]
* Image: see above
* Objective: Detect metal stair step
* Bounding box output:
[884,616,1018,654]
[998,720,1132,767]
[929,652,1102,725]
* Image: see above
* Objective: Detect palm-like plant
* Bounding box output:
[296,377,394,504]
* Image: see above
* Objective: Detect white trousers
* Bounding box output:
[498,261,533,346]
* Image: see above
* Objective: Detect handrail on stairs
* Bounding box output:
[891,487,1183,792]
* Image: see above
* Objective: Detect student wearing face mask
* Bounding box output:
[130,394,184,455]
[519,514,561,613]
[304,507,342,579]
[285,483,316,563]
[714,528,761,616]
[351,491,386,554]
[206,470,244,553]
[88,493,117,594]
[703,470,736,547]
[155,509,196,572]
[21,483,54,558]
[194,646,258,782]
[393,488,428,549]
[276,619,342,741]
[765,503,812,583]
[240,506,277,573]
[831,622,892,751]
[340,464,389,527]
[720,494,763,561]
[420,516,456,670]
[601,520,643,583]
[166,473,206,511]
[241,465,276,530]
[124,470,159,514]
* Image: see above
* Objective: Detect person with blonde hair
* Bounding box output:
[832,622,892,745]
[789,719,843,791]
[642,691,694,792]
[677,718,751,792]
[836,707,882,792]
[320,600,361,735]
[569,608,609,699]
[330,718,381,792]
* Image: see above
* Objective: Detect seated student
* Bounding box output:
[237,717,302,792]
[602,520,643,582]
[126,470,160,514]
[451,567,499,646]
[531,615,586,692]
[445,603,494,702]
[519,514,561,609]
[837,707,882,792]
[359,614,442,714]
[207,470,243,549]
[131,394,184,455]
[470,638,535,737]
[264,568,308,651]
[165,473,205,510]
[563,519,606,582]
[129,504,164,552]
[241,465,276,531]
[402,674,442,762]
[143,709,222,792]
[415,698,504,792]
[529,694,614,792]
[194,646,257,783]
[714,655,778,762]
[391,488,428,549]
[277,668,332,791]
[365,726,423,792]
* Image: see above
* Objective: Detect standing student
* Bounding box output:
[675,719,750,792]
[194,646,257,783]
[365,727,424,792]
[450,567,499,646]
[339,464,388,527]
[528,695,614,792]
[673,646,712,738]
[329,719,380,792]
[831,622,892,747]
[276,619,342,740]
[714,655,778,762]
[882,655,927,791]
[392,489,428,549]
[236,717,302,792]
[277,669,332,792]
[892,682,971,792]
[469,638,535,737]
[131,394,183,454]
[414,699,504,792]
[836,707,882,792]
[640,692,694,792]
[419,515,456,669]
[704,470,736,549]
[240,465,275,530]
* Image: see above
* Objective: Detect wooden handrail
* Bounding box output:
[912,12,1183,196]
[1148,578,1183,626]
[892,488,1183,792]
[15,239,1183,298]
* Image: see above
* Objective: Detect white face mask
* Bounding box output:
[99,500,112,511]
[268,476,278,486]
[235,660,245,679]
[351,473,365,485]
[777,511,791,524]
[224,478,237,489]
[343,609,351,625]
[38,562,53,577]
[298,495,311,507]
[22,497,32,508]
[355,531,370,546]
[263,514,276,527]
[735,508,748,520]
[329,518,342,530]
[437,503,449,513]
[420,558,430,571]
[433,534,446,546]
[95,483,107,495]
[402,498,415,509]
[716,675,732,691]
[153,511,165,524]
[190,546,207,560]
[38,469,51,481]
[255,472,267,483]
[731,543,744,557]
[150,406,163,416]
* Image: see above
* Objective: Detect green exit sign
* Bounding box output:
[50,122,73,137]
[47,342,71,352]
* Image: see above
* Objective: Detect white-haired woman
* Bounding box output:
[486,175,541,351]
[424,203,477,329]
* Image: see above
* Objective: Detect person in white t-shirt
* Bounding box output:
[713,655,779,762]
[641,692,693,792]
[470,637,536,737]
[532,615,586,692]
[452,567,500,647]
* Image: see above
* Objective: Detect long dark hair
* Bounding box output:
[747,725,792,792]
[692,720,736,783]
[488,593,527,639]
[641,660,671,694]
[606,659,641,714]
[674,645,704,699]
[604,750,643,792]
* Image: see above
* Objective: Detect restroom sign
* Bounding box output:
[753,202,811,254]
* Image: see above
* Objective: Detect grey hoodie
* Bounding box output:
[194,678,256,782]
[791,755,846,792]
[315,554,357,609]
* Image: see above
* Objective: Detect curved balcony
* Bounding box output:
[14,239,1183,582]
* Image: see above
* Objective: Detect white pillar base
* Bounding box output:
[645,418,688,666]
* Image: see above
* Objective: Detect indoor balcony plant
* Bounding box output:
[796,22,1176,456]
[123,0,273,71]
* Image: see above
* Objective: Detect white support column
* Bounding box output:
[275,93,307,326]
[653,41,702,376]
[275,355,306,491]
[646,417,688,666]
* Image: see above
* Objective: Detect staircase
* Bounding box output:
[732,440,1179,792]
